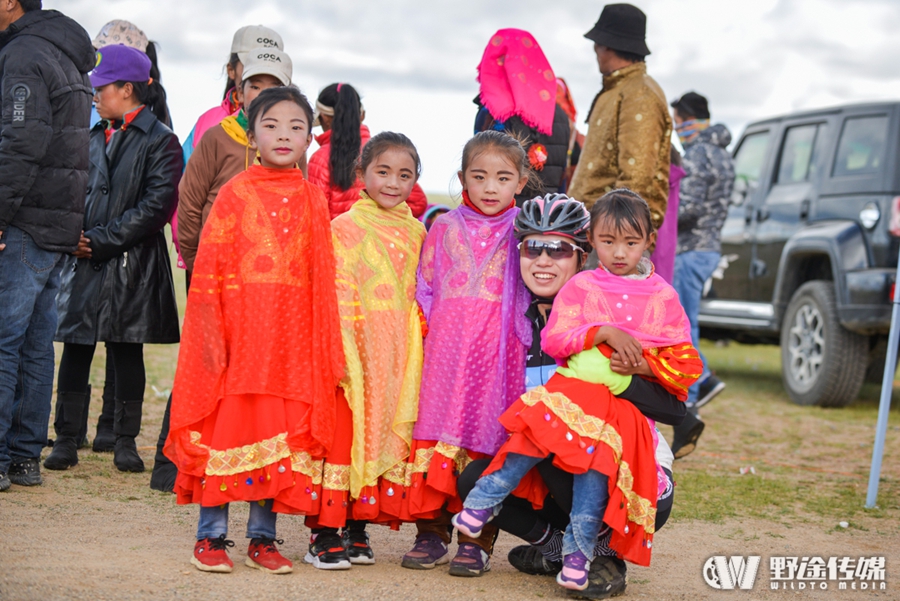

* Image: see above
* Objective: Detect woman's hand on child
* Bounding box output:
[610,351,653,376]
[595,326,643,367]
[73,232,92,259]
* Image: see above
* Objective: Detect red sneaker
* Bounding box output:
[192,535,235,573]
[246,537,294,574]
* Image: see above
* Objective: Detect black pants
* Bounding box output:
[57,342,145,401]
[458,458,673,543]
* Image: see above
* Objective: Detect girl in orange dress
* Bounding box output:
[165,86,344,575]
[300,132,427,570]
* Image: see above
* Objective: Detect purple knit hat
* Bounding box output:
[90,44,151,88]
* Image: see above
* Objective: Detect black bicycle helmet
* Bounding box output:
[514,193,590,244]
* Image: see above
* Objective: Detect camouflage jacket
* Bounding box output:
[568,62,672,228]
[677,124,735,254]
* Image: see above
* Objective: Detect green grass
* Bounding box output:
[667,340,900,529]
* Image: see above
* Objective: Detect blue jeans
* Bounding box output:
[673,251,720,405]
[464,452,609,559]
[197,499,277,540]
[0,226,62,473]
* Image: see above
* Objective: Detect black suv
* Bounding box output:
[699,102,900,407]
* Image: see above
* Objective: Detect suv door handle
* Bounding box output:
[756,208,770,222]
[800,199,810,220]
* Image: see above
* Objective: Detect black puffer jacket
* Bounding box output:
[55,108,183,345]
[0,10,94,252]
[474,103,571,205]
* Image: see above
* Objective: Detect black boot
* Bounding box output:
[113,399,145,472]
[149,394,177,492]
[671,410,705,459]
[76,384,92,449]
[92,376,116,452]
[44,390,89,470]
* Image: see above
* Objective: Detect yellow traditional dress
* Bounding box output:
[305,193,426,528]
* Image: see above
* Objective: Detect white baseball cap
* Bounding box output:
[231,25,284,64]
[240,47,292,86]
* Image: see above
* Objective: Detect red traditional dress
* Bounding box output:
[302,194,426,529]
[484,263,702,566]
[165,165,344,512]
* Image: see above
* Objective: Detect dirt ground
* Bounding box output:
[1,461,896,601]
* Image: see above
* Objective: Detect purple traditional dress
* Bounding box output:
[397,199,530,519]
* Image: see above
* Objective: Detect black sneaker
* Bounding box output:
[508,544,562,576]
[696,374,725,409]
[672,412,705,460]
[8,457,42,486]
[568,556,627,600]
[304,531,351,570]
[342,529,375,565]
[0,472,9,492]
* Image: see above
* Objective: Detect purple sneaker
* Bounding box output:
[449,542,492,577]
[557,550,589,591]
[401,532,449,570]
[451,507,495,538]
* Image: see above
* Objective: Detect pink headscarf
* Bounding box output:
[477,28,557,136]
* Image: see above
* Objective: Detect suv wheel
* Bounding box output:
[781,281,867,407]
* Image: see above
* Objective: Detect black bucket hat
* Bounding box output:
[584,4,651,57]
[671,92,710,119]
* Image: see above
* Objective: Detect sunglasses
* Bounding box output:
[518,239,584,260]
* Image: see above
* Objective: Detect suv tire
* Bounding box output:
[781,281,867,407]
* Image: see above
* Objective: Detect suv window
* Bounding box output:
[777,125,818,184]
[832,115,888,177]
[733,131,770,190]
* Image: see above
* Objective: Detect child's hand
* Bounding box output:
[595,326,643,367]
[610,352,653,376]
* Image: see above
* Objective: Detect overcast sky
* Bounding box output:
[46,0,900,195]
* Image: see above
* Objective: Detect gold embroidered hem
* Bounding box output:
[521,388,624,459]
[191,430,292,477]
[291,449,323,485]
[617,460,656,533]
[323,462,351,491]
[518,386,656,532]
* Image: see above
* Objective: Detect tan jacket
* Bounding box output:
[177,121,250,272]
[568,62,672,228]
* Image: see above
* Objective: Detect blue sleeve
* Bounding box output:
[181,126,196,170]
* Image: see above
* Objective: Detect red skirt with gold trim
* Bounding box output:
[275,390,406,528]
[173,393,322,512]
[484,373,659,566]
[387,439,492,521]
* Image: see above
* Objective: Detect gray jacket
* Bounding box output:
[677,124,735,254]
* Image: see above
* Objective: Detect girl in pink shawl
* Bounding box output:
[453,189,703,591]
[398,131,533,576]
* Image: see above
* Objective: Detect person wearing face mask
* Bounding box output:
[670,91,735,456]
[457,194,687,598]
